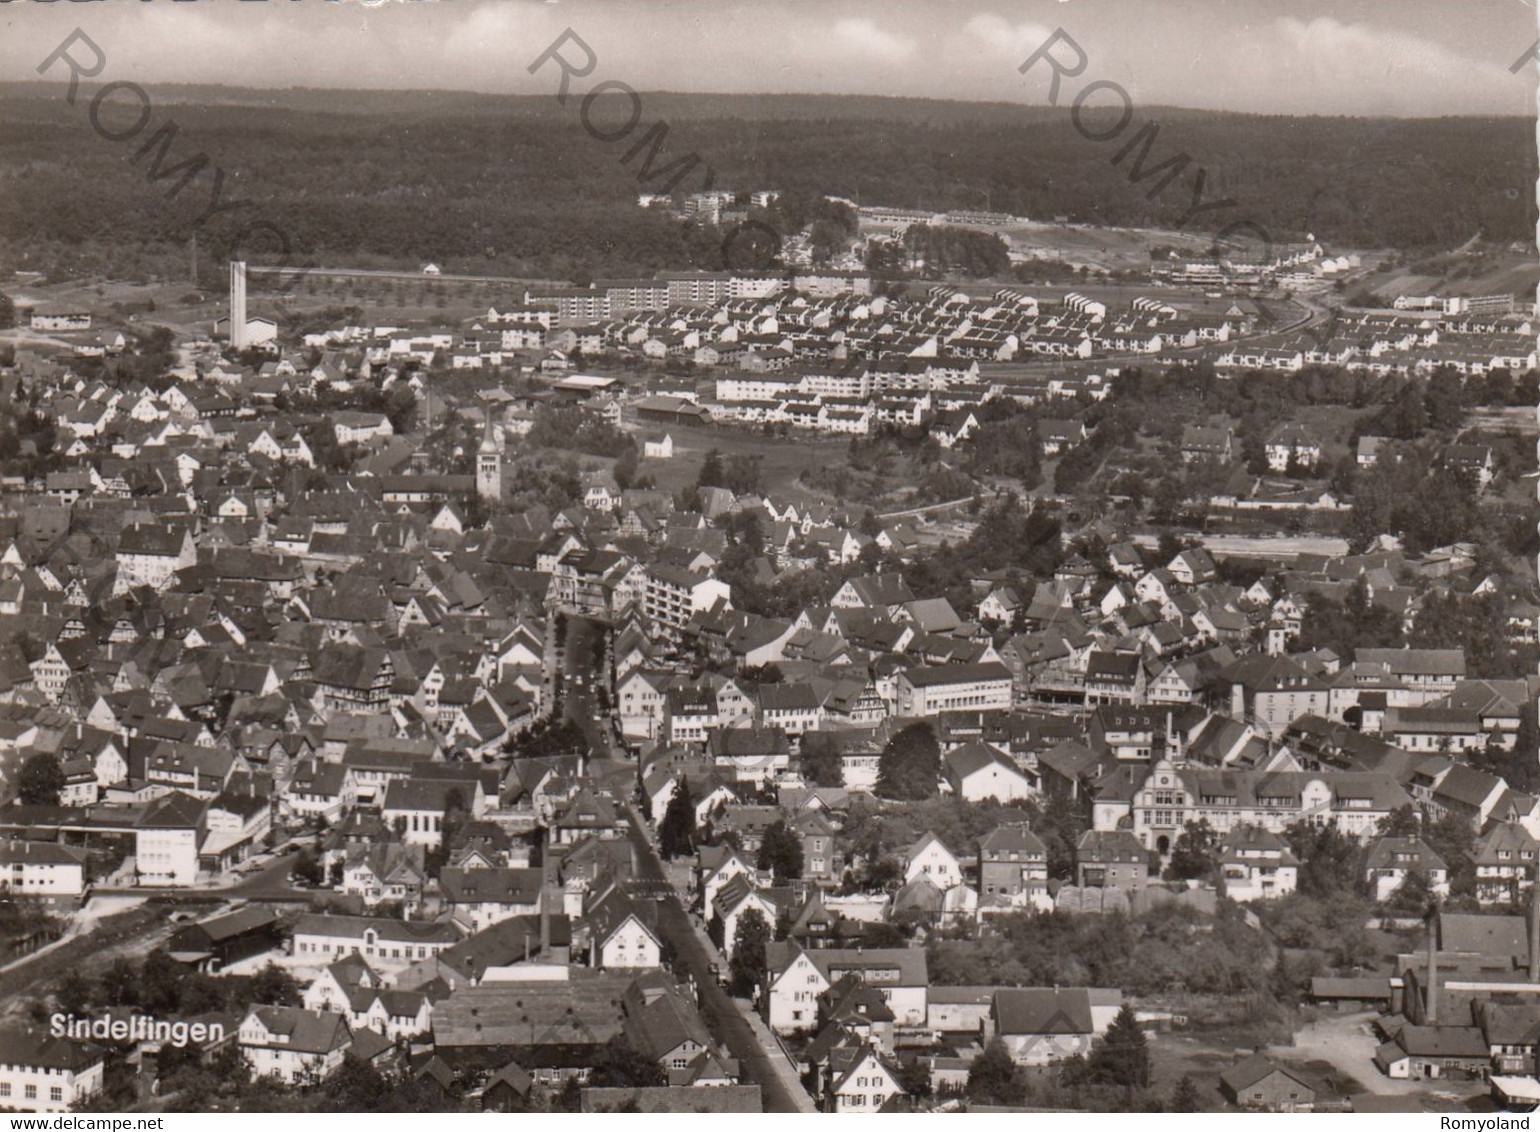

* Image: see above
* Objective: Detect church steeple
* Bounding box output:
[476,409,502,501]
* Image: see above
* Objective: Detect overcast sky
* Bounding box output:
[5,0,1537,117]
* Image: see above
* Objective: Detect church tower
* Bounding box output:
[476,411,502,502]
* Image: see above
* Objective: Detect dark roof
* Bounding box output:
[580,1086,762,1113]
[1220,1054,1319,1095]
[1439,912,1529,959]
[439,867,542,907]
[0,1028,104,1072]
[991,988,1093,1036]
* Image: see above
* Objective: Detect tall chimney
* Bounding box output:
[229,260,248,350]
[539,845,552,954]
[1425,911,1439,1025]
[1529,889,1540,982]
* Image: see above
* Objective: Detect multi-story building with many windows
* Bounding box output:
[0,1030,104,1113]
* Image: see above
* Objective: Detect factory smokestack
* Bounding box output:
[229,261,248,350]
[539,842,553,955]
[1425,909,1439,1025]
[1529,889,1540,982]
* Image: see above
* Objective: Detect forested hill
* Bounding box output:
[0,81,1533,281]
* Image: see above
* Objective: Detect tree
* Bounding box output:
[1423,812,1477,901]
[728,907,771,998]
[291,847,324,886]
[139,950,184,1015]
[1388,868,1436,915]
[96,958,139,1007]
[17,752,65,806]
[876,723,941,801]
[799,731,845,788]
[323,1054,391,1110]
[612,445,640,491]
[757,820,804,883]
[1169,1075,1201,1112]
[697,448,725,489]
[897,1057,932,1100]
[659,777,696,860]
[249,962,301,1007]
[1028,791,1091,881]
[54,968,92,1016]
[1376,804,1422,839]
[1284,821,1363,898]
[965,1039,1027,1106]
[587,1035,668,1089]
[1165,819,1216,881]
[1091,1003,1150,1090]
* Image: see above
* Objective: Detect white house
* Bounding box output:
[942,743,1033,803]
[902,833,963,890]
[0,840,86,900]
[0,1031,104,1113]
[332,411,394,445]
[237,1006,352,1085]
[133,791,206,887]
[764,942,928,1034]
[382,778,487,849]
[826,1044,904,1113]
[290,913,461,971]
[587,891,663,970]
[345,988,433,1041]
[990,988,1096,1065]
[438,867,541,933]
[1216,827,1299,902]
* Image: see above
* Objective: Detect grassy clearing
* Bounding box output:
[634,425,877,504]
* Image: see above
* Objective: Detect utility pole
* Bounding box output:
[189,232,198,288]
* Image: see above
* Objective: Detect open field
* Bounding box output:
[1362,246,1540,304]
[0,898,201,1021]
[1145,1030,1257,1111]
[1467,406,1538,436]
[630,424,878,504]
[8,273,527,341]
[1001,222,1221,275]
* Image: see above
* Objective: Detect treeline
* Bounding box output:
[927,900,1271,999]
[1,91,1532,282]
[865,226,1011,277]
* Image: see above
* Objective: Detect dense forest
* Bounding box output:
[0,83,1532,281]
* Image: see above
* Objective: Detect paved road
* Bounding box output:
[622,806,814,1114]
[560,613,617,757]
[242,265,562,287]
[228,851,315,899]
[1131,532,1351,560]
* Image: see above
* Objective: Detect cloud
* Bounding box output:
[829,17,916,65]
[1272,16,1518,114]
[959,12,1054,64]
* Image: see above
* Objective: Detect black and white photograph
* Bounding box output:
[0,0,1537,1118]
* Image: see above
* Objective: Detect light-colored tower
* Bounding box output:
[229,260,248,350]
[476,410,502,502]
